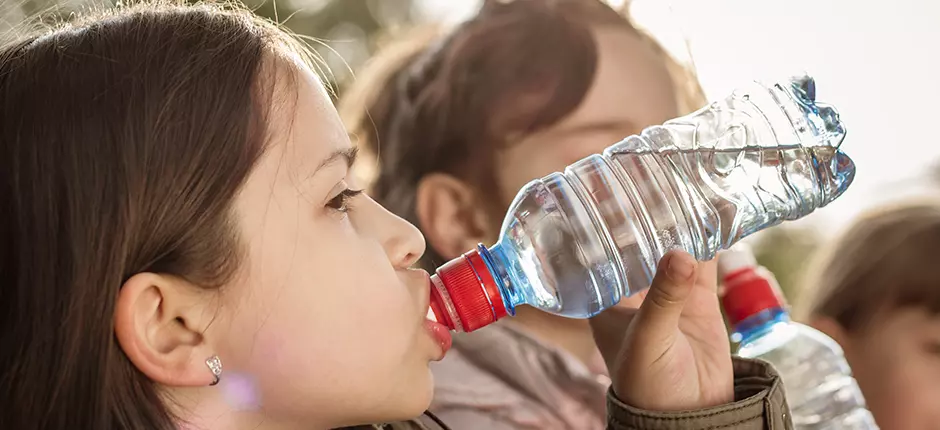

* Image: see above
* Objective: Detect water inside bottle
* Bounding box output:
[606,142,855,256]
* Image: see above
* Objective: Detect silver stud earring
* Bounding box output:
[206,355,222,386]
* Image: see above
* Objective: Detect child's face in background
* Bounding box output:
[492,26,678,221]
[204,61,443,428]
[839,308,940,430]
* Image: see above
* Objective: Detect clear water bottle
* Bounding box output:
[719,245,877,429]
[428,75,856,332]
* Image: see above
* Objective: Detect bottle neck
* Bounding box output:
[732,306,790,344]
[482,242,517,316]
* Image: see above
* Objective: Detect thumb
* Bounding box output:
[634,250,697,339]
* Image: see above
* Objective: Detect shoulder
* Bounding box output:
[429,330,532,405]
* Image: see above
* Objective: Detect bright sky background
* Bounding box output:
[415,0,940,235]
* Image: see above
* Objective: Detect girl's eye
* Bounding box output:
[326,189,363,213]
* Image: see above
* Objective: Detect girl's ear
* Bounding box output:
[415,173,493,260]
[114,272,219,387]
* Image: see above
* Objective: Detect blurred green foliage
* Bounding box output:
[751,226,821,305]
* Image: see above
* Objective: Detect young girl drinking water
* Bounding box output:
[0,2,788,429]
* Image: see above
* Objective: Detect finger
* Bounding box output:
[634,250,697,337]
[696,258,719,293]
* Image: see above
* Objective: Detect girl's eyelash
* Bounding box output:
[327,189,363,213]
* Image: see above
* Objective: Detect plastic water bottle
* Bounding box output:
[719,245,877,429]
[428,75,856,332]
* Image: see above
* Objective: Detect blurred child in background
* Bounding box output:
[801,199,940,430]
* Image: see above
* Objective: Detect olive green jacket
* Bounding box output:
[350,357,791,430]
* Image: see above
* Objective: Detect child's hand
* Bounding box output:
[589,250,734,411]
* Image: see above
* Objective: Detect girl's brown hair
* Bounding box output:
[799,199,940,331]
[0,3,304,428]
[341,0,707,270]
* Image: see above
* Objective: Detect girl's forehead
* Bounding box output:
[263,57,351,173]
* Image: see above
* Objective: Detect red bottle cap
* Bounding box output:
[428,248,508,332]
[721,267,785,326]
[718,247,785,326]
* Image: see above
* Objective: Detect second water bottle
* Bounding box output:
[720,245,877,429]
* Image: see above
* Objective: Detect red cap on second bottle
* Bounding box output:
[718,246,786,327]
[429,248,508,332]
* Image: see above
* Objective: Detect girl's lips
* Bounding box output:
[423,318,452,359]
[422,271,451,359]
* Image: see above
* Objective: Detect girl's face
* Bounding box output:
[205,62,443,428]
[494,26,678,212]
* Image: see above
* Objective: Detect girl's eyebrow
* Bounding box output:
[311,147,359,177]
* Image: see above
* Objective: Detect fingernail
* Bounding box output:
[667,253,695,282]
